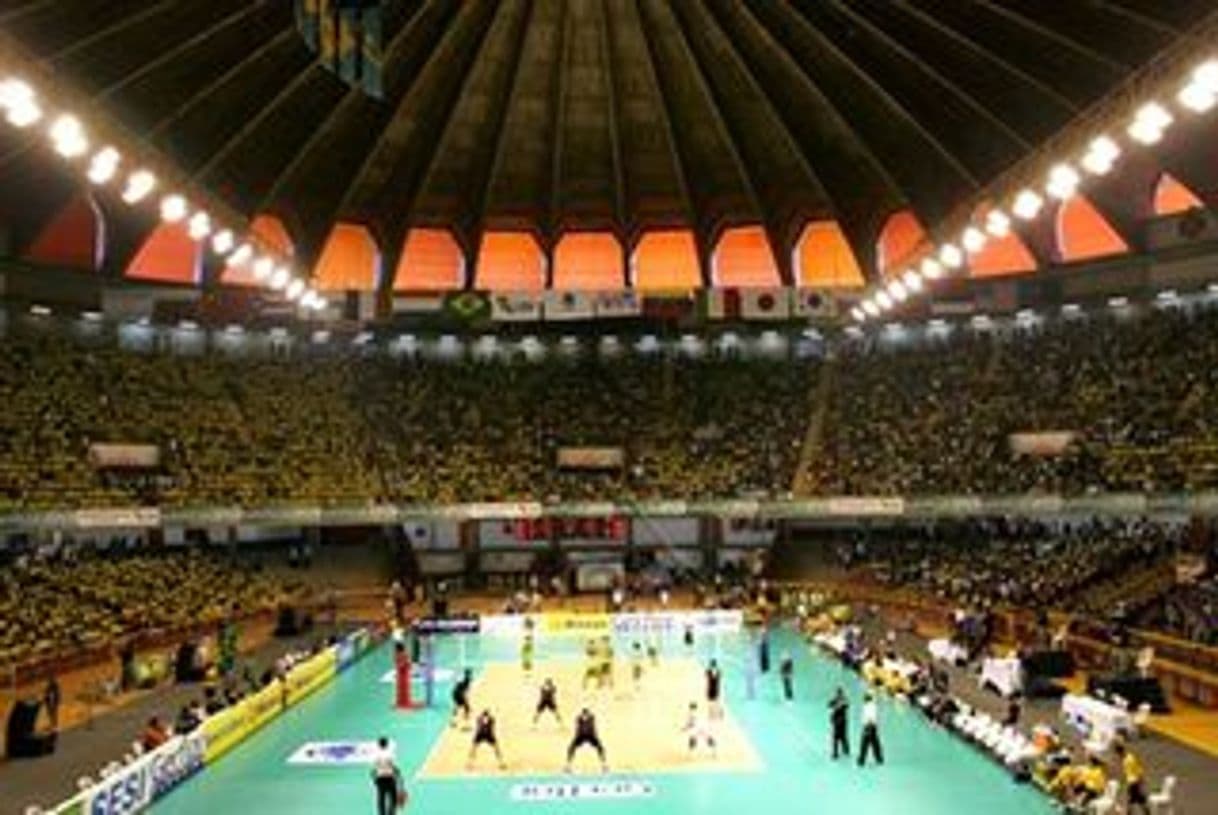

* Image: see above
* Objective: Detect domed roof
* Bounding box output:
[0,0,1215,288]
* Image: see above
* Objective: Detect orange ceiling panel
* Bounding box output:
[631,229,701,290]
[475,231,546,291]
[1153,173,1205,217]
[876,210,931,277]
[313,223,380,291]
[26,194,102,271]
[1056,195,1129,263]
[222,214,295,287]
[553,232,624,290]
[393,228,465,291]
[125,223,200,285]
[793,221,864,288]
[712,225,780,287]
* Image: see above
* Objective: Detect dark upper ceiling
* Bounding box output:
[1,0,1216,285]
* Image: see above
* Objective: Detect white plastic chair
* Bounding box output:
[1149,775,1176,814]
[1089,779,1120,814]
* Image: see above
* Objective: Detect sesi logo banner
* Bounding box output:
[287,741,392,766]
[541,613,611,635]
[511,781,655,802]
[412,617,481,635]
[82,733,204,815]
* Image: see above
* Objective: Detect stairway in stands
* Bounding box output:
[790,356,837,496]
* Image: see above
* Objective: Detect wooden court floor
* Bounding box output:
[417,656,762,778]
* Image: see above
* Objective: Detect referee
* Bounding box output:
[370,737,404,815]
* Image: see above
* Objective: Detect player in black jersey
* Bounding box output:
[564,707,608,773]
[467,709,506,770]
[450,668,473,729]
[533,677,563,726]
[706,659,724,720]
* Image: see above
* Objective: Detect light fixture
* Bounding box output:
[985,210,1011,237]
[1178,82,1216,114]
[888,280,908,302]
[1128,102,1172,144]
[211,229,235,255]
[921,257,944,280]
[286,278,305,300]
[187,211,212,241]
[86,147,120,184]
[1046,163,1081,200]
[228,243,253,267]
[159,194,187,223]
[49,114,88,158]
[1194,60,1218,94]
[962,226,987,253]
[902,269,923,292]
[875,291,893,310]
[851,306,866,322]
[252,256,275,281]
[1012,189,1044,219]
[938,245,963,269]
[862,300,880,317]
[121,169,156,204]
[0,79,41,128]
[1081,136,1120,176]
[269,266,291,290]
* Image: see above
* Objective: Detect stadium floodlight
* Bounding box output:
[851,306,866,322]
[1128,102,1172,144]
[984,210,1011,237]
[962,226,987,253]
[1,79,41,129]
[938,245,963,269]
[269,266,291,290]
[1045,164,1081,200]
[87,147,120,184]
[888,280,908,302]
[187,211,212,241]
[862,299,880,317]
[312,296,329,312]
[159,194,187,223]
[1179,60,1218,113]
[1178,82,1216,114]
[228,243,253,267]
[285,278,305,300]
[1194,60,1218,93]
[875,290,893,310]
[121,169,156,204]
[1081,136,1120,176]
[902,269,924,292]
[49,114,88,158]
[211,229,235,255]
[252,256,275,281]
[1012,189,1044,219]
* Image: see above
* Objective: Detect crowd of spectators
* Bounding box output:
[0,542,294,671]
[833,518,1179,617]
[812,305,1218,496]
[0,331,813,509]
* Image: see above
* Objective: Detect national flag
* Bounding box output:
[792,289,839,319]
[593,290,642,319]
[491,292,542,322]
[543,291,594,321]
[702,288,741,320]
[444,291,490,321]
[392,292,445,314]
[642,290,696,321]
[740,287,791,321]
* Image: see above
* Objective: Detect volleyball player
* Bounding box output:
[582,639,600,690]
[467,709,506,770]
[683,702,717,757]
[705,659,724,720]
[520,634,535,678]
[630,642,645,692]
[450,668,473,729]
[565,707,609,773]
[533,677,563,727]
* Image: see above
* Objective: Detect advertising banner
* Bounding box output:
[52,732,205,815]
[285,648,338,707]
[412,617,481,635]
[201,681,285,763]
[541,612,612,636]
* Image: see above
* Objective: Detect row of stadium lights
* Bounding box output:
[852,59,1218,324]
[0,77,328,311]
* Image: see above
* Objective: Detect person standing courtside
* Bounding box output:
[829,687,850,759]
[857,693,884,767]
[371,737,404,815]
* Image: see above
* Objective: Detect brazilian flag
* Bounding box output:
[445,292,491,322]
